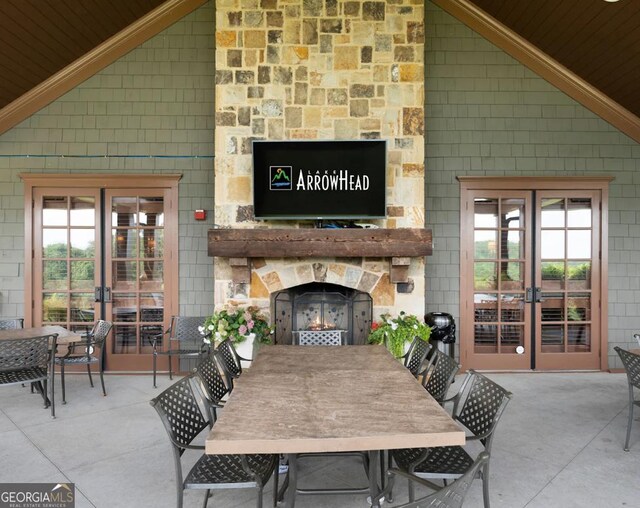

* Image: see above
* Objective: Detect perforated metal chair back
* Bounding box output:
[216,339,242,378]
[0,335,50,377]
[88,319,113,349]
[616,346,640,389]
[392,452,489,508]
[171,316,208,350]
[454,371,512,449]
[404,337,429,377]
[195,352,231,405]
[0,318,24,330]
[150,375,209,455]
[423,345,460,403]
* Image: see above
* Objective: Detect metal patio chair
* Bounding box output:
[150,375,278,508]
[390,371,512,508]
[147,316,210,388]
[0,318,24,330]
[0,333,57,418]
[215,338,251,385]
[398,336,430,378]
[614,346,640,451]
[422,343,460,404]
[55,320,112,404]
[192,350,232,423]
[376,451,489,508]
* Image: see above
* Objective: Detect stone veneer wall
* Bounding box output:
[214,0,427,319]
[424,1,640,369]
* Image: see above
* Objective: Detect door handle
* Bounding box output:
[525,287,533,303]
[103,287,112,303]
[94,287,103,302]
[534,287,544,303]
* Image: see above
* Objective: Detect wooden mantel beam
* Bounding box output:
[208,228,433,259]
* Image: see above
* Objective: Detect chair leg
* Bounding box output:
[177,485,183,508]
[99,364,106,396]
[272,460,279,508]
[87,363,94,387]
[407,468,415,503]
[482,462,491,508]
[153,353,158,388]
[386,450,394,502]
[256,487,263,508]
[168,353,173,380]
[60,362,66,405]
[624,384,634,452]
[201,489,210,508]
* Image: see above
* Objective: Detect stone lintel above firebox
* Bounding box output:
[208,228,433,284]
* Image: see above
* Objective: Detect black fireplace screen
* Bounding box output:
[272,283,373,345]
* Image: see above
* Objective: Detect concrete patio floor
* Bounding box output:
[1,371,639,508]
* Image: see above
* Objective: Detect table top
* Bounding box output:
[631,348,640,355]
[205,345,465,455]
[0,325,83,345]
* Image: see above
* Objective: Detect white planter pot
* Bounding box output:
[234,333,255,368]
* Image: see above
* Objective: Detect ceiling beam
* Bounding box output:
[0,0,207,136]
[432,0,640,144]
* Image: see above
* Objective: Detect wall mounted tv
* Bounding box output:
[252,139,387,220]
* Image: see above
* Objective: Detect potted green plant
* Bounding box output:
[367,311,431,358]
[200,304,273,363]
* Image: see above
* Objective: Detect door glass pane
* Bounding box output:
[541,198,565,227]
[568,324,590,351]
[113,261,137,290]
[113,229,137,258]
[70,293,94,322]
[474,324,497,353]
[43,261,68,290]
[504,230,523,259]
[43,293,67,322]
[70,260,94,290]
[139,197,164,226]
[541,230,565,259]
[541,324,564,352]
[500,325,524,353]
[474,262,497,290]
[474,294,497,323]
[541,262,565,289]
[474,230,497,259]
[70,229,95,257]
[113,293,137,322]
[139,261,163,290]
[567,198,591,227]
[501,199,524,229]
[501,294,524,322]
[70,197,95,226]
[567,261,591,289]
[139,229,164,258]
[500,262,523,290]
[141,293,164,322]
[474,199,498,228]
[112,197,137,226]
[43,229,67,257]
[113,325,137,354]
[43,196,67,226]
[568,293,591,321]
[567,230,591,258]
[541,293,564,321]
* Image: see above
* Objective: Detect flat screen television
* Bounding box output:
[252,140,387,220]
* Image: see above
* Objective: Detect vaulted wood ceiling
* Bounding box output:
[1,0,639,142]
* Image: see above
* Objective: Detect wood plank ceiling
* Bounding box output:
[0,0,166,108]
[468,0,640,119]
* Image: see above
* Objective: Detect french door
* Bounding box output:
[25,175,179,372]
[460,178,609,371]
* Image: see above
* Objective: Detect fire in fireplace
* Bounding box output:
[272,282,373,345]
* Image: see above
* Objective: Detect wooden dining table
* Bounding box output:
[205,345,465,507]
[0,325,83,344]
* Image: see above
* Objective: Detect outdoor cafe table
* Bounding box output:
[0,325,83,345]
[205,345,466,507]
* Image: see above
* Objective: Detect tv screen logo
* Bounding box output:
[270,166,292,190]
